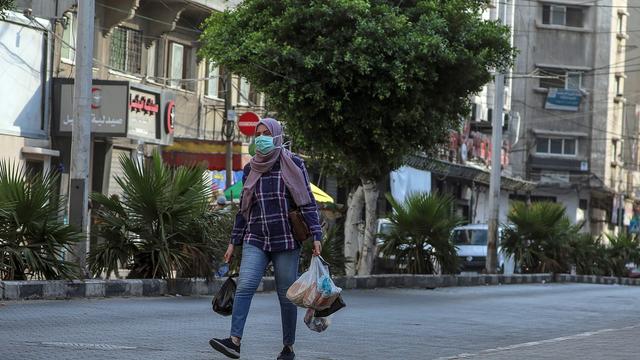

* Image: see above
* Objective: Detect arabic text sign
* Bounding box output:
[58,83,128,135]
[128,88,160,141]
[545,88,582,112]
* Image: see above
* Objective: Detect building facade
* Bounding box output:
[6,0,264,201]
[510,0,631,234]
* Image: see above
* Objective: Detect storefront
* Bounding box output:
[52,78,175,197]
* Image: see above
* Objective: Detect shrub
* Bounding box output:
[502,201,580,274]
[88,152,223,279]
[379,192,462,274]
[0,161,80,280]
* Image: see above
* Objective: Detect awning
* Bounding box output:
[406,154,537,192]
[162,139,246,171]
[311,183,334,203]
[224,181,335,203]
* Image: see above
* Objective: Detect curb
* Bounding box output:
[0,274,554,301]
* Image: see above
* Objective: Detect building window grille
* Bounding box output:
[542,4,583,27]
[536,137,577,156]
[109,27,142,74]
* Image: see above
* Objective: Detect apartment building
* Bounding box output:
[6,0,263,199]
[510,0,631,234]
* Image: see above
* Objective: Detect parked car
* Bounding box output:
[451,224,516,274]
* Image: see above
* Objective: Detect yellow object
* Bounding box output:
[311,183,334,203]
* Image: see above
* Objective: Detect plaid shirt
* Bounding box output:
[231,155,323,252]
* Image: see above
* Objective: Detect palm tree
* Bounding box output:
[0,161,80,280]
[501,201,580,274]
[604,232,640,277]
[89,151,216,279]
[379,192,462,274]
[568,233,608,276]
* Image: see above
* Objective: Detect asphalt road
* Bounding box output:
[2,283,640,359]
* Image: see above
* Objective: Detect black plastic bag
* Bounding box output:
[314,294,346,318]
[212,277,236,316]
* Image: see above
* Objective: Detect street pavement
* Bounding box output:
[2,283,640,359]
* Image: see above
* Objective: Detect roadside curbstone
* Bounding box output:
[6,272,640,301]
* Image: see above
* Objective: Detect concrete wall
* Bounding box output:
[473,189,511,224]
[511,0,626,191]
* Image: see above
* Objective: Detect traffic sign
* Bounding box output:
[238,112,260,136]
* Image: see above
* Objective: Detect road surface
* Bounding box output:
[1,283,640,359]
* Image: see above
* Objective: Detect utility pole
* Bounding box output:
[68,0,95,276]
[486,2,507,274]
[223,70,235,188]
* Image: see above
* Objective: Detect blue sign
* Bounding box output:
[545,88,582,112]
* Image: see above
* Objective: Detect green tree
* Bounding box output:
[0,0,14,19]
[603,232,640,277]
[0,161,80,280]
[501,202,580,274]
[379,192,461,274]
[88,152,218,279]
[200,0,514,274]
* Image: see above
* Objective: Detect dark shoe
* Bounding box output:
[209,337,240,359]
[277,345,295,360]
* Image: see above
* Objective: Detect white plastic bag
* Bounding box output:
[286,256,342,310]
[304,308,331,333]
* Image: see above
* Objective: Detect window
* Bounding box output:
[566,72,582,90]
[109,27,142,74]
[536,137,577,156]
[539,68,582,90]
[206,62,222,99]
[25,160,44,176]
[146,42,156,79]
[249,84,260,106]
[61,12,76,63]
[616,76,623,96]
[618,13,625,34]
[612,139,620,163]
[542,4,583,27]
[168,42,192,90]
[169,43,184,88]
[238,77,250,105]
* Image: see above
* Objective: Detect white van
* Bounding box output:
[451,224,516,274]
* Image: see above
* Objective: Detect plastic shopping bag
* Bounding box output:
[286,256,342,310]
[212,276,236,316]
[304,308,331,333]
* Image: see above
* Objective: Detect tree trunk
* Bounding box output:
[357,178,379,275]
[344,185,364,276]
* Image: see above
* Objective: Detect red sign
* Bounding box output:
[238,112,260,137]
[165,101,175,134]
[129,94,159,115]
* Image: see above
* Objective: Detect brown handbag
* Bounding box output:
[289,208,311,242]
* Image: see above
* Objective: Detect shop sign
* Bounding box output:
[58,82,128,135]
[165,100,176,135]
[545,88,582,112]
[128,88,160,141]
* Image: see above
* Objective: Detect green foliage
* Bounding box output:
[0,161,80,280]
[89,152,220,279]
[0,0,14,19]
[299,222,347,276]
[501,202,580,274]
[604,232,640,277]
[379,192,462,274]
[568,233,609,276]
[200,0,515,180]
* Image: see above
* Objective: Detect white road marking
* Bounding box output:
[434,324,640,359]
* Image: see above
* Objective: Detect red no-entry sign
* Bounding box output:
[238,112,261,137]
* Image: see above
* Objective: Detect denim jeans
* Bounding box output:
[230,243,301,346]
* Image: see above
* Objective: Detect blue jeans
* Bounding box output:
[230,243,301,346]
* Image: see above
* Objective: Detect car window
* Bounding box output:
[452,229,488,245]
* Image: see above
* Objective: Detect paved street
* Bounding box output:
[2,283,640,359]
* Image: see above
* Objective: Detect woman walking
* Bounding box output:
[210,118,323,360]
